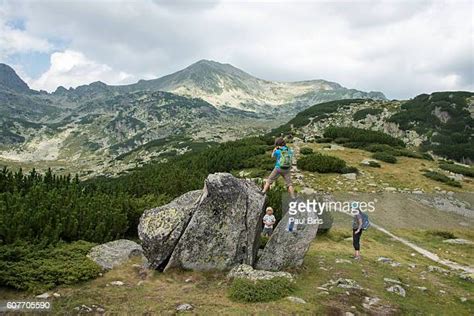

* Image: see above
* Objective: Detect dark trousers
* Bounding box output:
[353,229,362,251]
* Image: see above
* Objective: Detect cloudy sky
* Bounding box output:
[0,0,472,99]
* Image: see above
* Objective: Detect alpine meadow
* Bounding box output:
[0,1,473,315]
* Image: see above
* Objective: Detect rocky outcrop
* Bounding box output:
[164,173,266,271]
[138,173,320,273]
[256,196,319,271]
[227,264,293,281]
[138,190,202,270]
[87,239,144,270]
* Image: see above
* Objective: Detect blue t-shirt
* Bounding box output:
[273,146,292,169]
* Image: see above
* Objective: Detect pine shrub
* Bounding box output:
[372,152,397,164]
[423,171,462,187]
[0,241,101,292]
[297,154,347,173]
[228,277,295,303]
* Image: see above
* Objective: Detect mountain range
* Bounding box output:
[0,60,385,176]
[51,60,386,114]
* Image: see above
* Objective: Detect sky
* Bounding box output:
[0,0,472,99]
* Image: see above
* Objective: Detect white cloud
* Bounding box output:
[3,0,474,98]
[0,3,51,59]
[29,50,135,91]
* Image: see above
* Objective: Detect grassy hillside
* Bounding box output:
[388,92,474,162]
[1,228,472,315]
[274,92,474,163]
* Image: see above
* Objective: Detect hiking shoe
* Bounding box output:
[352,255,361,260]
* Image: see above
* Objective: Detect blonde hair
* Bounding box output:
[266,207,273,213]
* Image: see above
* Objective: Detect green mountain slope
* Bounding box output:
[273,92,474,163]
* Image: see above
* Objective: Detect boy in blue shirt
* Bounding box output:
[262,137,295,198]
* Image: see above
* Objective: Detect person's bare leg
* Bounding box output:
[262,180,271,194]
[288,185,295,199]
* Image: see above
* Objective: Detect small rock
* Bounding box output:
[137,280,145,286]
[36,293,50,299]
[317,286,329,291]
[342,173,357,180]
[335,278,362,290]
[439,290,446,294]
[176,303,193,312]
[416,286,427,292]
[443,238,473,245]
[185,278,193,283]
[383,278,402,284]
[138,267,149,280]
[75,305,93,313]
[286,296,307,304]
[336,258,353,264]
[227,264,293,281]
[361,158,378,166]
[87,239,144,270]
[385,187,397,192]
[329,144,345,150]
[428,266,449,274]
[460,297,467,302]
[110,281,124,286]
[52,293,61,298]
[362,296,381,309]
[377,256,392,263]
[96,307,106,313]
[345,312,355,316]
[386,285,406,297]
[459,272,473,282]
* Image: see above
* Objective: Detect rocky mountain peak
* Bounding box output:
[186,59,251,76]
[0,63,30,93]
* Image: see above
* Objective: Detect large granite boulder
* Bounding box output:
[87,239,144,270]
[138,190,202,270]
[165,173,266,271]
[256,196,319,271]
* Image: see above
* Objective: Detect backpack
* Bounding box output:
[361,212,370,230]
[279,148,292,169]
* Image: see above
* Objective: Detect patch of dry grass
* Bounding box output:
[298,143,474,193]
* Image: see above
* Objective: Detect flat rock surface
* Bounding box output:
[227,264,293,281]
[87,239,144,270]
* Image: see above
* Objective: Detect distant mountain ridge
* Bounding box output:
[50,59,386,113]
[0,59,385,176]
